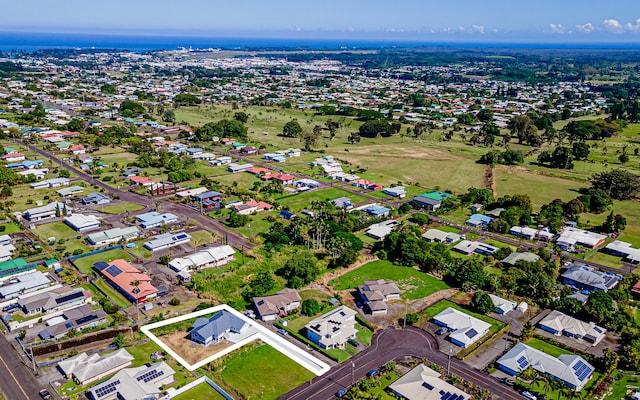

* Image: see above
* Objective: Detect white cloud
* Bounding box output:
[471,24,485,34]
[603,18,623,32]
[549,23,566,34]
[294,25,302,32]
[575,23,595,33]
[625,18,640,32]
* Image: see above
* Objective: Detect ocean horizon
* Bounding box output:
[2,31,640,52]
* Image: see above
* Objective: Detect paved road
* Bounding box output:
[21,140,255,250]
[0,335,41,400]
[280,327,522,400]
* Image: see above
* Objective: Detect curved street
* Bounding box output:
[280,327,522,400]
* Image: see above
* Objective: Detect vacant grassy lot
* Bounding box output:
[32,221,78,241]
[173,383,226,400]
[72,248,134,275]
[189,230,216,247]
[99,202,146,214]
[0,222,22,234]
[93,277,131,308]
[208,342,314,400]
[277,187,367,211]
[524,338,574,358]
[494,168,581,209]
[329,260,450,300]
[422,300,506,337]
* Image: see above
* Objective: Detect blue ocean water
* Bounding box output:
[1,31,639,52]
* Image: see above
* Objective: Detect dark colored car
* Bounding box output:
[39,389,52,400]
[436,327,448,335]
[347,338,359,347]
[367,369,380,378]
[336,388,348,397]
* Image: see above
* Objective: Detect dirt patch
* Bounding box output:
[409,288,459,313]
[158,330,232,365]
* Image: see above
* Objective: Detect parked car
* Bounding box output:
[336,388,348,398]
[521,391,537,400]
[347,338,359,347]
[39,389,52,400]
[436,327,448,335]
[367,369,380,378]
[277,328,288,335]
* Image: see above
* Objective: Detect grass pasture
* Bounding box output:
[72,248,135,275]
[277,187,367,211]
[99,202,146,214]
[329,260,450,300]
[494,167,581,209]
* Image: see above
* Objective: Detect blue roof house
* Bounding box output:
[365,205,391,217]
[466,214,493,228]
[190,310,249,346]
[137,212,179,229]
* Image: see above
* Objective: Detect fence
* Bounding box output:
[165,376,235,400]
[68,245,122,262]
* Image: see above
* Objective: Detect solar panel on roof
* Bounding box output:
[75,314,98,325]
[422,382,434,390]
[465,328,478,338]
[517,355,529,369]
[176,234,188,240]
[55,291,84,304]
[94,379,120,398]
[64,322,73,329]
[105,265,122,277]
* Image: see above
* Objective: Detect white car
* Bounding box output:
[522,391,537,400]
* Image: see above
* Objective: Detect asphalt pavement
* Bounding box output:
[0,334,42,399]
[280,327,523,400]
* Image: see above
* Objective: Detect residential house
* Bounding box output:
[175,187,208,199]
[421,229,461,243]
[194,191,222,209]
[465,214,493,228]
[240,145,257,155]
[0,257,37,279]
[81,192,111,205]
[262,172,296,185]
[57,185,84,198]
[500,252,540,266]
[510,226,554,242]
[432,307,491,348]
[410,196,442,211]
[560,264,621,292]
[129,175,153,186]
[539,310,606,345]
[383,186,406,198]
[86,362,175,400]
[39,305,108,340]
[488,294,516,315]
[306,305,357,349]
[496,343,594,391]
[23,202,71,221]
[121,167,142,177]
[246,167,271,176]
[211,156,232,165]
[2,152,25,162]
[136,211,179,229]
[17,286,92,315]
[30,177,70,189]
[87,227,140,246]
[143,232,192,252]
[17,168,48,180]
[253,288,301,321]
[93,259,158,304]
[452,240,498,256]
[365,220,398,240]
[64,214,101,232]
[263,153,286,162]
[227,163,253,173]
[332,197,353,209]
[190,310,251,346]
[168,245,235,272]
[604,240,640,264]
[556,227,606,250]
[7,159,44,169]
[295,179,320,189]
[388,364,470,400]
[358,280,400,315]
[280,210,295,220]
[233,200,273,215]
[57,348,134,386]
[364,205,390,217]
[0,271,50,299]
[69,144,86,155]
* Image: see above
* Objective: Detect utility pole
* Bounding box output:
[351,361,355,386]
[447,344,452,377]
[29,346,37,375]
[403,303,408,328]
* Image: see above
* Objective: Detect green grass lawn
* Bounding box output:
[422,299,506,337]
[32,221,78,241]
[207,342,314,400]
[99,202,146,214]
[494,168,581,209]
[604,372,640,400]
[0,222,22,234]
[356,325,373,346]
[299,289,332,302]
[236,210,279,238]
[277,187,367,211]
[173,383,227,400]
[72,249,134,274]
[585,251,624,269]
[483,238,517,251]
[524,338,574,358]
[93,278,131,308]
[329,260,450,300]
[436,225,462,233]
[189,229,216,247]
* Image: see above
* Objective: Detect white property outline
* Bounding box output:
[140,304,330,375]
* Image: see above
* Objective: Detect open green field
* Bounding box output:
[494,168,581,209]
[422,299,506,337]
[173,383,226,400]
[235,210,279,238]
[483,238,517,251]
[524,338,574,358]
[208,342,314,400]
[299,289,332,302]
[585,251,624,269]
[329,260,450,300]
[99,202,146,214]
[277,187,367,211]
[0,222,22,234]
[72,248,134,275]
[32,221,78,241]
[9,186,65,212]
[189,229,216,247]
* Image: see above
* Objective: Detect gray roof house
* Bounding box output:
[306,305,357,349]
[190,310,251,346]
[358,280,400,315]
[58,348,134,386]
[253,288,301,321]
[18,286,91,315]
[87,361,175,400]
[39,305,108,340]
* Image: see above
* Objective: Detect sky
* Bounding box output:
[2,0,640,43]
